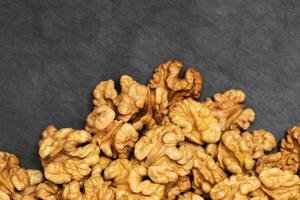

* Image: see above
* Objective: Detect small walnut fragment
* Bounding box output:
[192,150,227,194]
[86,106,139,158]
[38,125,100,184]
[104,158,165,200]
[169,98,221,144]
[218,129,276,174]
[210,174,262,200]
[134,124,195,184]
[204,89,255,131]
[280,126,300,173]
[163,176,191,200]
[36,181,62,200]
[93,80,118,108]
[92,75,154,128]
[62,162,115,200]
[85,105,123,157]
[256,126,300,174]
[259,168,300,200]
[149,60,202,122]
[178,192,204,200]
[0,152,43,200]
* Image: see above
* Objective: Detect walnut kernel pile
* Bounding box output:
[1,60,299,200]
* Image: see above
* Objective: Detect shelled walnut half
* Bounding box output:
[0,152,43,200]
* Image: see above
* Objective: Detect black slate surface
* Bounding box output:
[0,0,299,169]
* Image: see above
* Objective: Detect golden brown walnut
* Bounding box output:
[217,129,276,174]
[86,105,116,132]
[280,126,300,172]
[149,60,202,122]
[256,152,298,174]
[36,181,62,200]
[256,126,300,174]
[86,107,138,158]
[134,125,198,184]
[169,98,221,144]
[114,75,148,122]
[204,89,255,131]
[62,166,115,200]
[92,75,154,129]
[93,80,118,108]
[86,105,123,157]
[0,152,43,200]
[114,123,139,158]
[259,168,300,200]
[130,87,157,131]
[103,158,164,200]
[205,144,218,159]
[192,150,227,194]
[210,174,262,200]
[38,125,100,184]
[178,192,204,200]
[163,176,191,200]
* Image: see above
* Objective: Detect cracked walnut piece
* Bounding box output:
[192,150,227,194]
[93,75,151,125]
[178,192,204,200]
[204,89,255,131]
[217,129,276,174]
[259,168,300,200]
[149,60,202,122]
[0,152,43,200]
[134,124,196,184]
[62,158,115,200]
[169,98,221,144]
[210,174,263,200]
[38,125,100,184]
[256,126,300,174]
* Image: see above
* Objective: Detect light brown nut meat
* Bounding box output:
[114,75,148,122]
[104,158,164,200]
[85,105,123,157]
[61,158,115,200]
[62,177,115,200]
[280,126,300,172]
[169,98,221,144]
[149,60,202,122]
[259,168,300,200]
[36,181,62,200]
[218,129,276,174]
[256,126,300,174]
[130,87,157,131]
[92,76,154,128]
[210,174,262,200]
[0,152,43,200]
[163,176,191,200]
[39,125,100,184]
[205,144,218,159]
[114,123,139,158]
[134,125,197,184]
[86,105,116,132]
[256,152,298,174]
[128,164,165,199]
[203,89,255,131]
[178,192,204,200]
[87,108,139,158]
[192,150,227,194]
[93,79,118,108]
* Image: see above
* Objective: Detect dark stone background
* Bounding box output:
[0,0,299,169]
